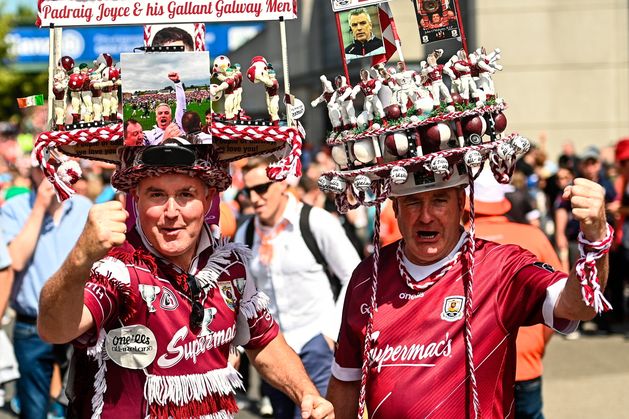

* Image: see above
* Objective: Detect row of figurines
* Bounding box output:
[312,47,503,133]
[328,110,508,170]
[209,55,283,125]
[49,53,286,131]
[318,135,530,196]
[52,53,121,129]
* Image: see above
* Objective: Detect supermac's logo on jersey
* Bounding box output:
[441,296,465,322]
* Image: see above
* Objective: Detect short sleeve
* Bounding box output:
[497,254,574,333]
[233,264,279,349]
[332,268,368,382]
[74,257,129,347]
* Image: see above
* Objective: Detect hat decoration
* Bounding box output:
[33,0,306,201]
[318,1,609,418]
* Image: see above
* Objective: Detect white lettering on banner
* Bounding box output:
[38,0,298,27]
[369,332,453,372]
[399,292,425,300]
[157,325,236,368]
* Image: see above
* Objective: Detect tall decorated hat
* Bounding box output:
[33,0,307,201]
[314,1,607,417]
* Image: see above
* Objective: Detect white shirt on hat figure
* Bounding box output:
[144,72,186,145]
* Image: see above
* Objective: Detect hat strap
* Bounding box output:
[357,203,382,419]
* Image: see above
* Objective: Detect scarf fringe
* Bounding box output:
[239,292,270,320]
[195,241,252,289]
[86,329,109,419]
[148,403,237,419]
[144,364,243,406]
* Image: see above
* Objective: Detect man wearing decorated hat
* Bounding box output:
[327,153,611,417]
[37,144,334,418]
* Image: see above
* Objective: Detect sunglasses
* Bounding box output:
[186,274,204,330]
[242,181,274,198]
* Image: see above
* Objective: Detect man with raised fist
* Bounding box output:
[37,144,334,418]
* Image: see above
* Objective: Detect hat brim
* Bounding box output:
[111,165,232,193]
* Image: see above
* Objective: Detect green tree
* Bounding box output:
[0,3,48,122]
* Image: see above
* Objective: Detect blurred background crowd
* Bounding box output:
[0,104,628,418]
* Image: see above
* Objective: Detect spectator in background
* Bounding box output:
[556,146,616,272]
[0,227,12,318]
[466,169,561,419]
[0,166,91,419]
[123,118,146,146]
[609,137,629,329]
[235,157,360,419]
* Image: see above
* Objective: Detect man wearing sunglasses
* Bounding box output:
[37,144,334,418]
[235,157,360,419]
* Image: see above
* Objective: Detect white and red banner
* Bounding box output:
[330,0,391,13]
[37,0,298,27]
[371,3,400,66]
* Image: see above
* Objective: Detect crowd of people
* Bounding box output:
[0,105,627,418]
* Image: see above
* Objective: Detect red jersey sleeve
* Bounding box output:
[332,260,372,382]
[494,245,574,333]
[233,264,279,350]
[74,257,129,347]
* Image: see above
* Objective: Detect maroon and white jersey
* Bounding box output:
[266,79,279,97]
[233,72,243,89]
[71,226,278,418]
[52,83,66,100]
[359,79,378,97]
[333,238,576,418]
[454,60,472,76]
[90,80,102,97]
[322,91,334,103]
[223,77,238,94]
[425,65,445,83]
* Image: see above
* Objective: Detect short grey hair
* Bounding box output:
[348,8,371,26]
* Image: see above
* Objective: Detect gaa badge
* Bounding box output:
[139,284,161,313]
[218,281,237,311]
[234,277,246,294]
[441,296,465,322]
[159,287,179,311]
[200,307,218,337]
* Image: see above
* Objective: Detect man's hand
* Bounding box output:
[300,394,335,419]
[563,178,607,242]
[80,201,128,262]
[163,122,181,140]
[34,178,57,211]
[168,72,180,83]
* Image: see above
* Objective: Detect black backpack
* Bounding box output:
[244,204,342,300]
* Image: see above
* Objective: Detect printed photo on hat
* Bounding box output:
[340,6,386,63]
[121,51,213,146]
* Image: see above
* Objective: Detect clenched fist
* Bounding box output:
[168,72,180,83]
[80,200,129,262]
[562,178,608,242]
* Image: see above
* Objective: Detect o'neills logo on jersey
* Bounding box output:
[157,325,236,368]
[369,332,452,372]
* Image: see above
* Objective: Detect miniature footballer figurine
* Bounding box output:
[450,49,481,106]
[421,49,455,112]
[470,47,502,101]
[391,61,433,117]
[88,70,104,122]
[213,66,241,121]
[334,75,357,130]
[351,68,385,128]
[52,66,69,130]
[246,56,280,125]
[311,75,343,132]
[80,63,94,122]
[68,67,85,124]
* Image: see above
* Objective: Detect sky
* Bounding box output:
[121,51,211,93]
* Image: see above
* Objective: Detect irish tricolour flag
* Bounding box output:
[17,94,44,108]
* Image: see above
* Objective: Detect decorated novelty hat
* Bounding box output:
[111,141,232,193]
[32,1,306,201]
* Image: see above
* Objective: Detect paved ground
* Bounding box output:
[2,329,627,418]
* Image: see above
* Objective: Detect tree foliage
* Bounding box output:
[0,3,49,122]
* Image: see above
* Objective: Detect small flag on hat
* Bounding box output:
[17,94,45,108]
